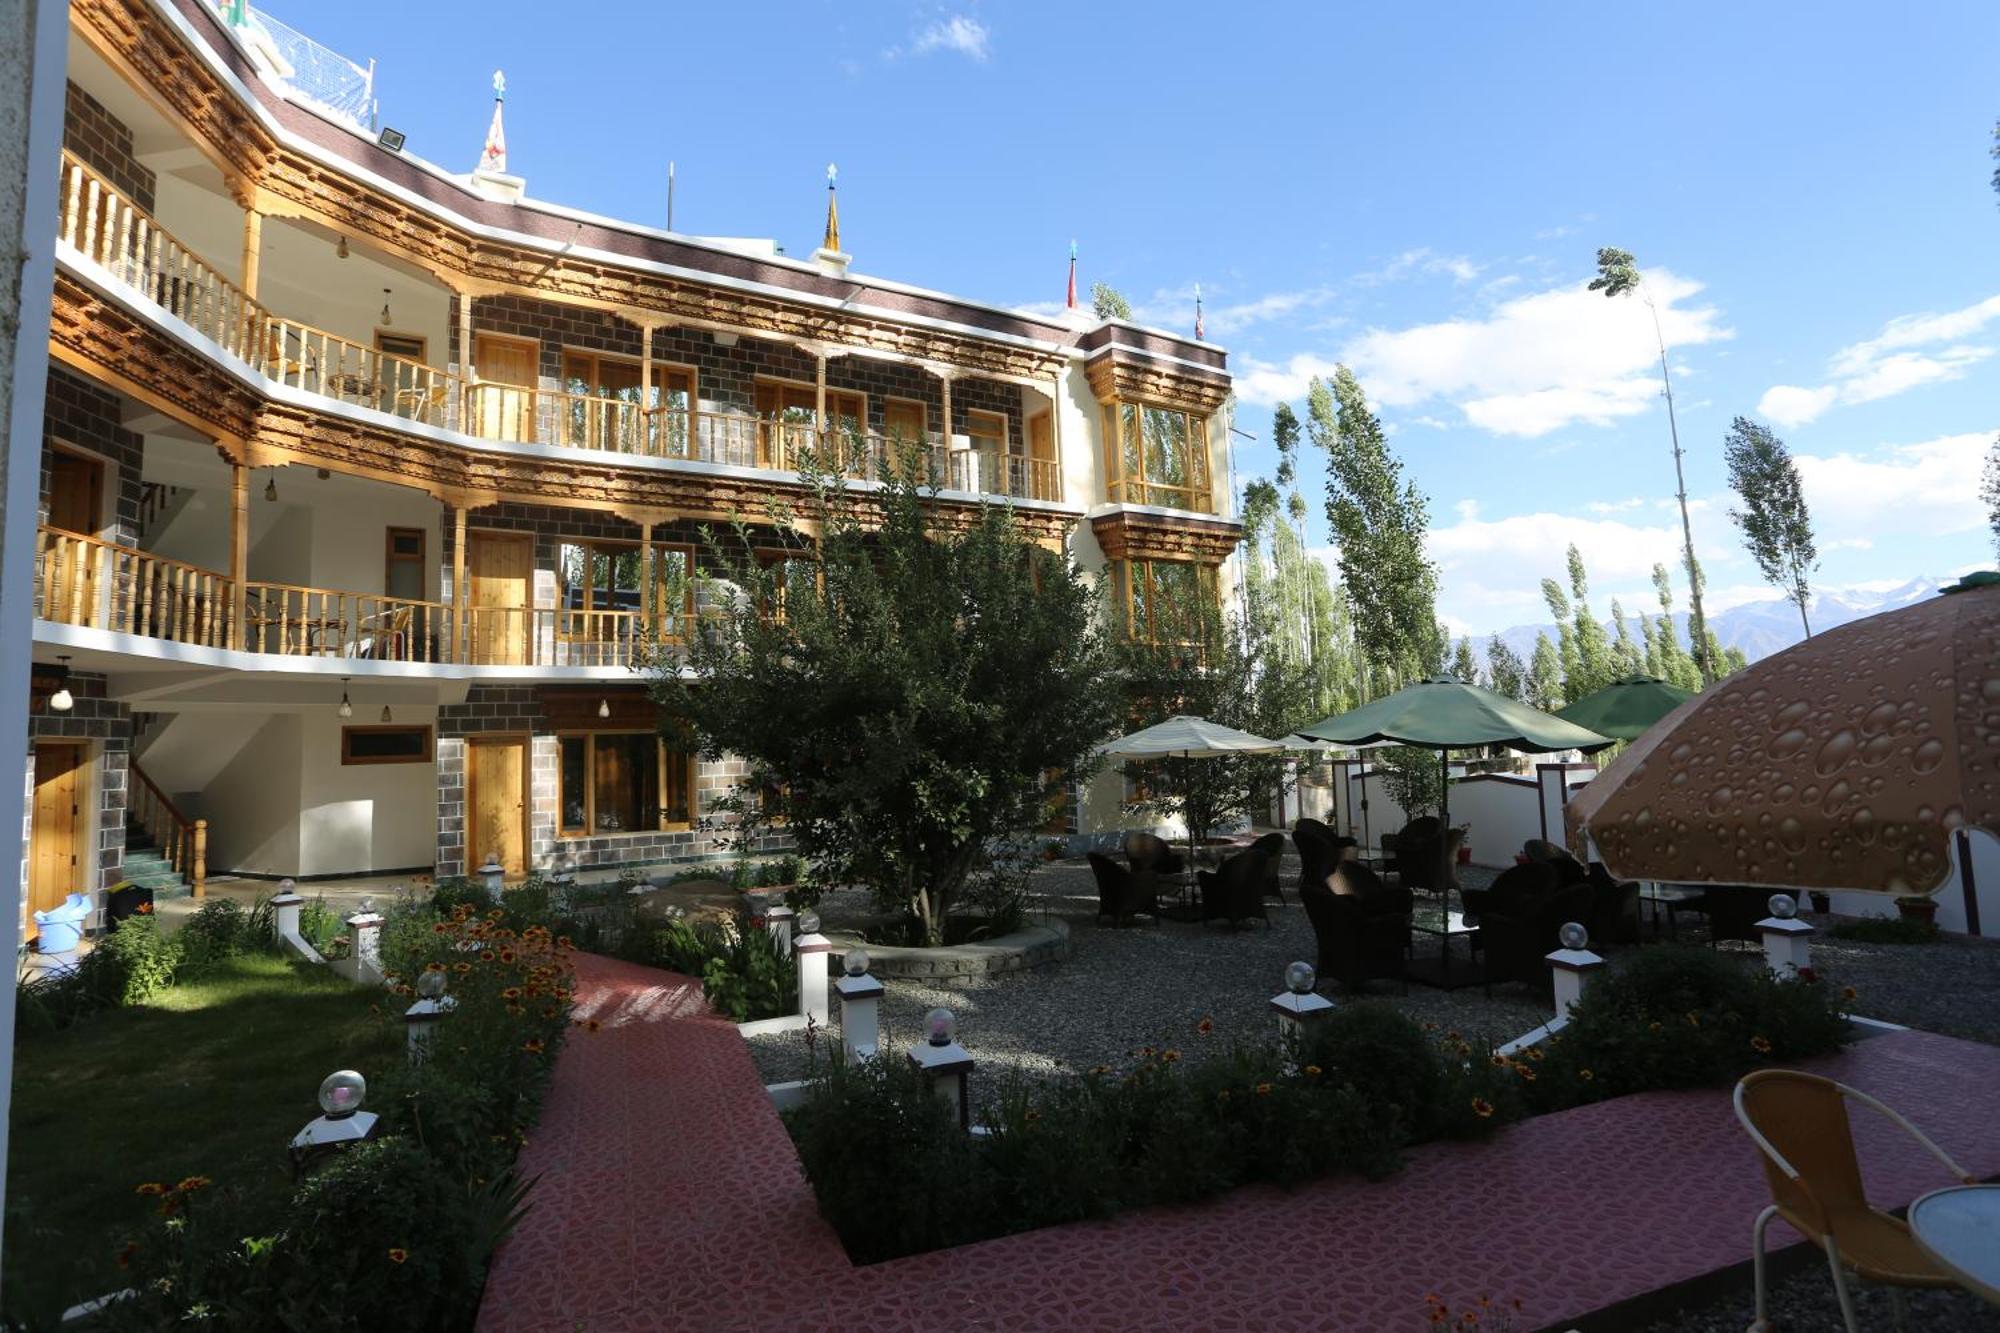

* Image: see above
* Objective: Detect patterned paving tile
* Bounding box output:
[480,958,2000,1332]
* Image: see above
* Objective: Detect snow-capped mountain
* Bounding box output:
[1481,577,1944,669]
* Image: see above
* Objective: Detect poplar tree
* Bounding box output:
[1650,562,1701,691]
[1610,599,1643,677]
[1723,416,1820,637]
[1314,367,1441,694]
[1563,544,1616,696]
[1590,246,1714,683]
[1982,436,2000,562]
[1541,576,1578,695]
[1485,635,1527,701]
[1527,632,1564,711]
[1091,283,1132,320]
[1451,636,1481,687]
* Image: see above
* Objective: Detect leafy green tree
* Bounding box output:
[658,455,1123,946]
[1312,367,1443,693]
[1649,562,1701,690]
[1982,436,2000,562]
[1540,576,1578,697]
[1379,746,1444,821]
[1610,599,1644,677]
[1562,544,1616,696]
[1450,636,1480,687]
[1527,632,1564,712]
[1723,416,1820,637]
[1091,283,1133,320]
[1121,601,1314,847]
[1590,246,1715,684]
[1485,635,1527,701]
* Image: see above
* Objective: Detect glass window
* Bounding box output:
[1122,559,1217,643]
[1107,401,1210,511]
[558,732,697,836]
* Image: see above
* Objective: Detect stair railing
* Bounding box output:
[129,759,206,898]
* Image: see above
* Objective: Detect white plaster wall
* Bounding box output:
[297,706,436,875]
[147,172,244,284]
[248,500,312,585]
[201,712,302,874]
[1057,362,1098,507]
[258,217,452,369]
[304,482,442,600]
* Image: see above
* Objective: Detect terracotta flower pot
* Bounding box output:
[1895,895,1938,925]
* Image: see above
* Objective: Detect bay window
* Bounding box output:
[558,731,696,835]
[1116,558,1218,644]
[1101,400,1212,512]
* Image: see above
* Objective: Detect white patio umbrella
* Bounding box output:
[1099,715,1285,881]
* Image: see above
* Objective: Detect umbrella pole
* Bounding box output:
[1439,747,1453,925]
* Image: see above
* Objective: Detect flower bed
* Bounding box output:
[784,946,1855,1264]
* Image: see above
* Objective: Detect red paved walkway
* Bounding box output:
[480,955,2000,1332]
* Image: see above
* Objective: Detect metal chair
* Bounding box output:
[1734,1069,1978,1332]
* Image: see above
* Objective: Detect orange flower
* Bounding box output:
[1089,1064,1111,1076]
[582,1018,603,1033]
[1303,1064,1322,1077]
[1471,1097,1494,1119]
[1525,1046,1544,1062]
[1750,1036,1773,1054]
[1254,1082,1273,1096]
[1489,1054,1509,1069]
[1162,1050,1181,1064]
[479,950,496,963]
[135,1182,166,1196]
[432,922,451,934]
[1579,1068,1595,1081]
[501,987,522,1000]
[557,936,575,951]
[424,962,445,973]
[1516,1065,1537,1083]
[387,1248,408,1265]
[486,908,505,920]
[1196,1016,1214,1035]
[522,1038,545,1055]
[174,1176,211,1194]
[136,902,154,915]
[499,949,518,964]
[1841,986,1858,1002]
[453,961,472,974]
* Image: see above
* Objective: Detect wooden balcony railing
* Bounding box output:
[56,150,1068,505]
[36,526,233,647]
[130,759,206,897]
[1106,477,1214,513]
[243,583,451,661]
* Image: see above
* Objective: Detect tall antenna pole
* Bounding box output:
[667,160,675,232]
[1647,295,1714,687]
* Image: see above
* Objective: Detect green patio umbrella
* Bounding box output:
[1555,674,1697,743]
[1295,676,1613,984]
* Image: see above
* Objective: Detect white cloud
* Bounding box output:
[1585,497,1645,514]
[1353,247,1483,287]
[904,15,989,60]
[1454,499,1481,521]
[1322,268,1731,434]
[1793,430,1994,537]
[1757,294,2000,427]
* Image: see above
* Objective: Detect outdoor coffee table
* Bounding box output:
[1909,1184,2000,1306]
[1404,904,1482,990]
[1639,883,1700,939]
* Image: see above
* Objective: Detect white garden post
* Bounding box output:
[271,879,302,943]
[765,904,795,960]
[345,901,385,985]
[1548,922,1606,1019]
[403,973,457,1066]
[479,857,505,903]
[794,910,833,1025]
[1757,894,1815,981]
[1270,961,1334,1068]
[834,947,884,1062]
[907,1007,974,1130]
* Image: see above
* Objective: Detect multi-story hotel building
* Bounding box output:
[22,0,1240,920]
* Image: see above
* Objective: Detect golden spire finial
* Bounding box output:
[822,163,841,254]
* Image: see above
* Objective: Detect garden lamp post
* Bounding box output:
[834,946,884,1062]
[289,1070,378,1177]
[1756,894,1815,981]
[795,910,833,1025]
[404,970,457,1066]
[1548,921,1605,1020]
[765,903,795,959]
[345,898,385,984]
[479,856,505,903]
[1270,961,1333,1066]
[908,1007,974,1130]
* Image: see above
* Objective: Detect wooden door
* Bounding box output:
[883,400,927,451]
[467,532,531,664]
[45,453,104,624]
[474,335,538,442]
[29,743,85,920]
[467,735,527,877]
[1027,411,1055,499]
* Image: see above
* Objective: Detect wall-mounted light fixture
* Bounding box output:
[48,656,74,713]
[380,288,393,326]
[336,235,349,260]
[265,475,278,502]
[377,127,407,153]
[337,678,353,719]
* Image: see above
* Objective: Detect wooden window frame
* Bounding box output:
[340,724,434,766]
[1120,557,1218,645]
[472,331,540,381]
[385,525,426,597]
[882,396,929,444]
[1102,398,1210,511]
[374,331,426,362]
[964,408,1008,455]
[555,729,697,837]
[556,538,697,628]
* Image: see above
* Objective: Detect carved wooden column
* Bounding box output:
[451,504,468,663]
[229,462,248,650]
[239,209,262,301]
[455,296,475,435]
[639,324,653,455]
[639,520,654,631]
[814,350,828,441]
[1049,371,1065,502]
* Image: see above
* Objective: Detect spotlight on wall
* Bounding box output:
[336,235,349,260]
[380,289,393,327]
[48,655,74,713]
[338,677,353,719]
[265,475,278,502]
[377,126,407,153]
[380,705,393,723]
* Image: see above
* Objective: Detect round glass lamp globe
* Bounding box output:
[1558,921,1590,951]
[416,970,447,999]
[1767,894,1798,920]
[278,878,296,893]
[797,910,821,936]
[842,946,870,977]
[924,1007,957,1046]
[1285,960,1316,994]
[318,1070,367,1118]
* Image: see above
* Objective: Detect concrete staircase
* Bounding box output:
[122,818,193,899]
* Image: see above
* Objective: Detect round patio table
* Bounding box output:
[1909,1184,2000,1306]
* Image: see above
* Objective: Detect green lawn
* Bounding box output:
[3,953,400,1322]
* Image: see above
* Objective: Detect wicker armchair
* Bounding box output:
[1124,830,1185,877]
[1249,832,1287,902]
[1196,846,1271,928]
[1300,862,1411,991]
[1087,852,1156,926]
[1293,822,1340,900]
[1477,871,1594,990]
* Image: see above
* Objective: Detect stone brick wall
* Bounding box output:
[23,672,132,894]
[41,365,143,545]
[63,82,156,213]
[435,685,777,880]
[455,295,1025,446]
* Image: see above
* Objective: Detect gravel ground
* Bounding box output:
[1639,1262,2000,1332]
[746,857,1552,1091]
[1804,921,2000,1046]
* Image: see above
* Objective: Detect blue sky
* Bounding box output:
[263,0,2000,635]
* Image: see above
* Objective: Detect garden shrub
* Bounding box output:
[297,895,343,954]
[1524,945,1851,1110]
[1830,916,1938,945]
[81,913,181,1006]
[177,899,249,972]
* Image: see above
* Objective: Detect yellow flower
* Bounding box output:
[522,1038,545,1055]
[1525,1046,1544,1062]
[135,1182,166,1197]
[1579,1068,1595,1081]
[424,962,445,973]
[1489,1054,1510,1069]
[1162,1050,1181,1064]
[1471,1097,1494,1119]
[174,1176,211,1194]
[453,961,472,974]
[1254,1082,1273,1096]
[1750,1036,1773,1054]
[1516,1065,1537,1083]
[387,1247,408,1265]
[1303,1064,1322,1077]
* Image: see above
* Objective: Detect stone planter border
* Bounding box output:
[822,918,1070,981]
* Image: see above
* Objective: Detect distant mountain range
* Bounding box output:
[1482,576,1943,669]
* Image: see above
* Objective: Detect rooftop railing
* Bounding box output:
[57,151,1066,505]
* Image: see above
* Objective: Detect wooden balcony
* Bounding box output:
[56,151,1066,505]
[34,526,686,668]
